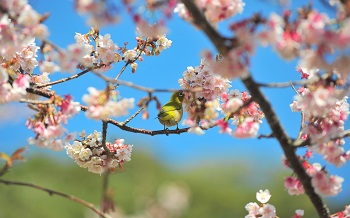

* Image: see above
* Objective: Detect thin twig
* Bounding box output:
[20,99,52,104]
[113,40,148,83]
[0,163,10,177]
[0,179,109,218]
[293,129,350,147]
[120,107,144,126]
[256,77,319,88]
[257,133,274,139]
[289,81,306,140]
[92,71,202,93]
[35,68,91,88]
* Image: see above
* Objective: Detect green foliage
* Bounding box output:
[0,152,338,218]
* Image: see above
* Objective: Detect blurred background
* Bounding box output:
[0,0,349,217]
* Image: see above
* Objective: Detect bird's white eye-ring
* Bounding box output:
[179,92,184,96]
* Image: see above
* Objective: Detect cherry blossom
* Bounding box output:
[284,176,305,195]
[26,95,80,150]
[175,0,245,25]
[65,131,133,174]
[39,60,61,74]
[292,209,304,218]
[74,0,119,26]
[259,204,276,218]
[0,66,30,104]
[245,202,260,216]
[135,17,167,38]
[256,189,271,204]
[82,87,134,121]
[311,170,344,196]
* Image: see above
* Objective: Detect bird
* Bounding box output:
[157,91,184,130]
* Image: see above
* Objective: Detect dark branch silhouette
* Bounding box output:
[180,0,331,217]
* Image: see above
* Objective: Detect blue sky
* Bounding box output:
[0,0,349,204]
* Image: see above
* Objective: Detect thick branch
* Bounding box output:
[181,1,330,217]
[0,179,109,218]
[242,76,330,218]
[180,0,239,53]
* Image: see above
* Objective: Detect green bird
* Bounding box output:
[157,91,184,130]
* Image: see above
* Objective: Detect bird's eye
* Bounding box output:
[178,92,184,97]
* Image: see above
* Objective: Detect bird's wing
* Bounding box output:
[157,108,177,119]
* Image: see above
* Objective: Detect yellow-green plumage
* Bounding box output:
[157,91,184,129]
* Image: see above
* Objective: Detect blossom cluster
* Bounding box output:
[0,1,46,77]
[26,95,81,150]
[331,205,350,218]
[283,157,344,196]
[290,83,350,168]
[0,67,30,104]
[219,90,264,138]
[0,1,49,43]
[43,31,172,74]
[74,0,119,26]
[260,10,350,79]
[65,131,133,174]
[178,60,231,134]
[178,60,264,137]
[178,60,232,102]
[174,0,245,25]
[245,189,304,218]
[82,87,134,121]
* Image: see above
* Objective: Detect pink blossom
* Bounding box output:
[292,209,304,218]
[123,50,137,62]
[135,17,167,38]
[182,119,204,135]
[312,142,347,167]
[67,43,92,63]
[75,0,119,26]
[60,95,81,118]
[284,177,305,195]
[82,87,134,121]
[45,125,66,139]
[258,204,276,218]
[65,131,133,174]
[17,5,40,27]
[175,0,245,25]
[202,48,249,80]
[297,11,329,44]
[233,117,260,138]
[311,171,344,196]
[256,189,271,204]
[32,23,49,39]
[245,202,260,216]
[39,61,60,74]
[217,119,232,134]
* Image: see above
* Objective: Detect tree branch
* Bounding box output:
[100,170,112,214]
[292,129,350,147]
[181,1,331,217]
[180,0,239,53]
[256,77,319,88]
[0,179,109,218]
[113,39,147,83]
[242,76,330,218]
[35,68,91,88]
